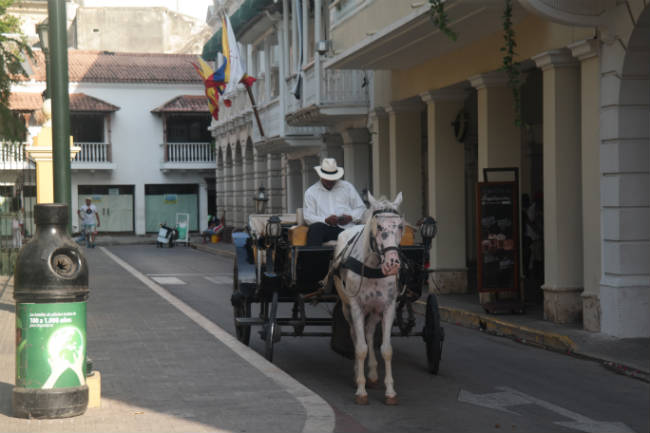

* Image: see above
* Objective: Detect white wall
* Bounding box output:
[69,82,211,234]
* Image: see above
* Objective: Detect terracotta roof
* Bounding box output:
[26,50,203,84]
[151,95,209,113]
[69,93,120,112]
[9,92,43,111]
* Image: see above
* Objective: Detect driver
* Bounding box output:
[303,158,366,246]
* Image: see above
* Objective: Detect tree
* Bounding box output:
[0,0,33,142]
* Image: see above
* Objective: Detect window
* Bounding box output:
[70,114,104,142]
[166,115,211,142]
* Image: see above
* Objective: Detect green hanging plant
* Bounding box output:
[500,0,522,127]
[429,0,523,127]
[428,0,457,41]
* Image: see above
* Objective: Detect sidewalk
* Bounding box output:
[0,246,334,432]
[192,238,650,382]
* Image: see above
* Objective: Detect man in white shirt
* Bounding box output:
[77,197,101,248]
[303,158,366,246]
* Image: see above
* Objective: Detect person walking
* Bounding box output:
[77,197,101,248]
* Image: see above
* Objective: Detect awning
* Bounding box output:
[69,93,120,112]
[151,95,209,114]
[201,0,275,61]
[9,93,43,111]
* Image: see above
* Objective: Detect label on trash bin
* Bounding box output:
[16,302,87,389]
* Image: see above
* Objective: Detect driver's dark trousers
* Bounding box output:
[307,222,343,246]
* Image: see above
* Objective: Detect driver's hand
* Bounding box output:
[339,215,353,225]
[325,215,338,226]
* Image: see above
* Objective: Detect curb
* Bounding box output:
[190,242,236,259]
[414,299,650,383]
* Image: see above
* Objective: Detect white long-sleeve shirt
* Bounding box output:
[303,180,366,228]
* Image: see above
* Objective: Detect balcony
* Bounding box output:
[160,142,215,172]
[72,142,115,171]
[285,63,369,126]
[0,143,32,174]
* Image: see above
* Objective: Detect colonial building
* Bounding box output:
[13,50,215,234]
[205,0,648,338]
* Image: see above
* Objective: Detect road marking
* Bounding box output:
[101,246,335,433]
[458,386,635,433]
[204,275,232,285]
[151,276,186,285]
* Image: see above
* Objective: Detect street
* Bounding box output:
[100,245,649,433]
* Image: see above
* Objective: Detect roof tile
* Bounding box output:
[152,95,209,113]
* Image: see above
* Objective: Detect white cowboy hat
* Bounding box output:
[314,158,344,181]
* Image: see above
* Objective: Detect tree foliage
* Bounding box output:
[0,0,33,142]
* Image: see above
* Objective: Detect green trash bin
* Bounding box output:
[13,204,89,419]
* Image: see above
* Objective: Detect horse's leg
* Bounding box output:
[350,300,369,405]
[364,312,381,388]
[381,300,398,405]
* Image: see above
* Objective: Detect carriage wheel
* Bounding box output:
[424,293,444,375]
[232,257,251,345]
[264,291,280,362]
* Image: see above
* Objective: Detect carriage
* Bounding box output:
[230,210,445,374]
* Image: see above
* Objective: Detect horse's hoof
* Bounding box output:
[384,396,399,406]
[366,379,379,389]
[355,395,369,405]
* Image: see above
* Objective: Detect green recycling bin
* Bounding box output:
[13,203,89,419]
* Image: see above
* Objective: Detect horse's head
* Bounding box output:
[367,192,404,276]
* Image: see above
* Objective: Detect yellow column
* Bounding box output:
[533,49,583,324]
[569,39,602,331]
[25,100,81,204]
[387,98,425,223]
[421,87,468,293]
[469,71,522,181]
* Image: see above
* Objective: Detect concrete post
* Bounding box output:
[233,146,244,227]
[569,39,602,331]
[301,155,320,193]
[369,108,390,198]
[243,145,255,223]
[286,158,303,212]
[341,128,371,194]
[223,147,233,225]
[216,149,225,219]
[421,88,468,293]
[533,49,583,324]
[469,71,522,181]
[387,98,425,223]
[267,153,283,214]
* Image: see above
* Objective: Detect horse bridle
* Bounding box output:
[369,208,402,259]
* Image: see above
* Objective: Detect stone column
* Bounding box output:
[286,158,303,212]
[533,49,583,324]
[569,39,602,331]
[253,151,268,212]
[216,149,225,219]
[223,147,233,226]
[301,155,320,192]
[233,147,244,227]
[243,145,255,222]
[470,71,523,304]
[421,88,468,293]
[469,71,522,181]
[387,98,425,222]
[199,181,208,232]
[341,127,371,195]
[369,108,390,198]
[267,153,284,214]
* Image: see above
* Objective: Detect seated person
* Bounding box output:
[201,217,224,243]
[303,158,366,246]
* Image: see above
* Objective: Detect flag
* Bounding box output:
[191,56,227,120]
[221,12,256,97]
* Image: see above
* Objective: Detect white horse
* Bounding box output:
[332,192,404,405]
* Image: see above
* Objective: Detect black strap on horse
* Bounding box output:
[341,256,385,279]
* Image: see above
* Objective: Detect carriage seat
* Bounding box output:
[287,208,416,247]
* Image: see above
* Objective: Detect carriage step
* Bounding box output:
[235,318,266,326]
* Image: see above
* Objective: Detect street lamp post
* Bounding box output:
[36,22,50,99]
[253,185,269,214]
[48,0,72,232]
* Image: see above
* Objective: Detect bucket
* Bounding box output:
[211,234,219,243]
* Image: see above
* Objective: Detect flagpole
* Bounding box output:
[245,85,265,137]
